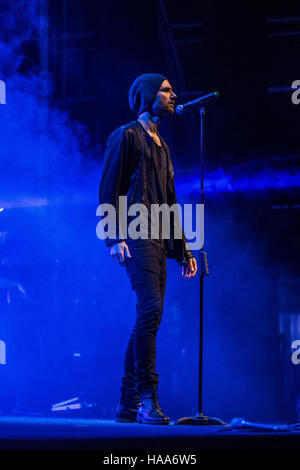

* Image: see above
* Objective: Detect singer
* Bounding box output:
[99,73,197,424]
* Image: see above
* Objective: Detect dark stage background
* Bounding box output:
[0,0,299,423]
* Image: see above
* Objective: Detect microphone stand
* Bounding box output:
[175,107,226,425]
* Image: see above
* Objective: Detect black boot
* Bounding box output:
[116,388,141,423]
[116,402,140,423]
[136,383,170,425]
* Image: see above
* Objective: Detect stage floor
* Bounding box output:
[0,415,299,452]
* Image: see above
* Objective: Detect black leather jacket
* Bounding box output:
[99,120,194,264]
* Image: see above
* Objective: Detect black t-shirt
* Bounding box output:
[125,131,169,254]
[144,133,168,252]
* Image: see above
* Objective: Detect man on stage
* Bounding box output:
[99,73,197,424]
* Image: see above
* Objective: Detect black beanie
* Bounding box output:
[128,73,168,115]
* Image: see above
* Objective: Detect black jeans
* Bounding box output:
[121,239,167,399]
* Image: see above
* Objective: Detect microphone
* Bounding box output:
[230,417,290,432]
[175,91,220,114]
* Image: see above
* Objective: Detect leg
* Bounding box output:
[120,318,138,404]
[125,241,166,389]
[122,241,169,424]
[117,241,163,422]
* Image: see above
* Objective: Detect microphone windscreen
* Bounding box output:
[230,417,246,428]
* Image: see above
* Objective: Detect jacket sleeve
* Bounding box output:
[99,127,131,247]
[179,233,195,265]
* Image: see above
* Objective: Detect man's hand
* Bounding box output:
[110,241,132,267]
[182,257,197,278]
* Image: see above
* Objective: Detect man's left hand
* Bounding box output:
[182,257,197,278]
